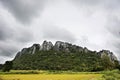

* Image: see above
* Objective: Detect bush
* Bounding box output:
[2,61,13,72]
[103,75,116,80]
[102,70,120,80]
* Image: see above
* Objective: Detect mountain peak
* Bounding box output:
[98,50,117,61]
[40,40,53,51]
[15,40,118,62]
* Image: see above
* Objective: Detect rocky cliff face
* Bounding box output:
[40,40,53,51]
[98,50,117,61]
[15,40,118,61]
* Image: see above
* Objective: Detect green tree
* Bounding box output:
[114,60,120,70]
[101,54,114,70]
[2,61,13,72]
[0,64,3,70]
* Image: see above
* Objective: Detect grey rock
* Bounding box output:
[14,51,21,59]
[98,50,117,61]
[54,41,84,53]
[71,45,83,52]
[20,48,28,54]
[16,44,40,58]
[84,47,89,53]
[15,48,28,58]
[29,44,40,54]
[54,41,71,52]
[40,40,53,51]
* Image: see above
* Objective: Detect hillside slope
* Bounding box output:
[13,40,118,71]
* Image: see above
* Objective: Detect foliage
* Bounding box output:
[102,70,120,80]
[12,50,105,71]
[0,64,3,70]
[12,49,119,71]
[101,54,115,70]
[114,60,120,70]
[2,61,13,72]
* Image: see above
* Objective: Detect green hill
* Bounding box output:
[12,41,119,71]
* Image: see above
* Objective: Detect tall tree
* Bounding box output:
[101,54,114,70]
[2,61,13,72]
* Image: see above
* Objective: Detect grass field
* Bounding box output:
[1,70,120,80]
[0,74,102,80]
[0,70,103,80]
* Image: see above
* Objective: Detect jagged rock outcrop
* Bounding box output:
[54,41,71,52]
[40,40,53,51]
[15,44,40,58]
[30,44,41,54]
[98,50,117,61]
[15,40,118,62]
[83,47,89,53]
[54,41,84,53]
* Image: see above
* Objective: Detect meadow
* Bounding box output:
[0,74,102,80]
[0,70,120,80]
[0,70,102,80]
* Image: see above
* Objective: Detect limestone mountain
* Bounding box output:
[13,40,119,71]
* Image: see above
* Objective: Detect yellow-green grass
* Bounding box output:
[0,74,102,80]
[0,70,103,74]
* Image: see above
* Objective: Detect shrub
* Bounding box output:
[2,61,13,72]
[102,70,120,80]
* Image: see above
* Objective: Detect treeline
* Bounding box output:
[11,50,120,72]
[1,50,120,72]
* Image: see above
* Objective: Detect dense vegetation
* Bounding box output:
[2,61,13,72]
[102,70,120,80]
[0,64,3,70]
[12,50,119,71]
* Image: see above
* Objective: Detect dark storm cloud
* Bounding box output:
[0,30,33,57]
[0,26,13,40]
[0,29,33,57]
[0,0,47,24]
[0,18,33,57]
[0,43,18,57]
[0,18,33,43]
[0,22,13,41]
[42,25,76,42]
[15,31,33,43]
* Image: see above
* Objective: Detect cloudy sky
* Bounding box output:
[0,0,120,64]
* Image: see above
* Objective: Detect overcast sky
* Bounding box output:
[0,0,120,64]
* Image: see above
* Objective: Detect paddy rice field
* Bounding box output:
[0,74,102,80]
[0,70,108,80]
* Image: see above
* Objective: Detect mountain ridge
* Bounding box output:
[15,40,117,61]
[12,40,119,71]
